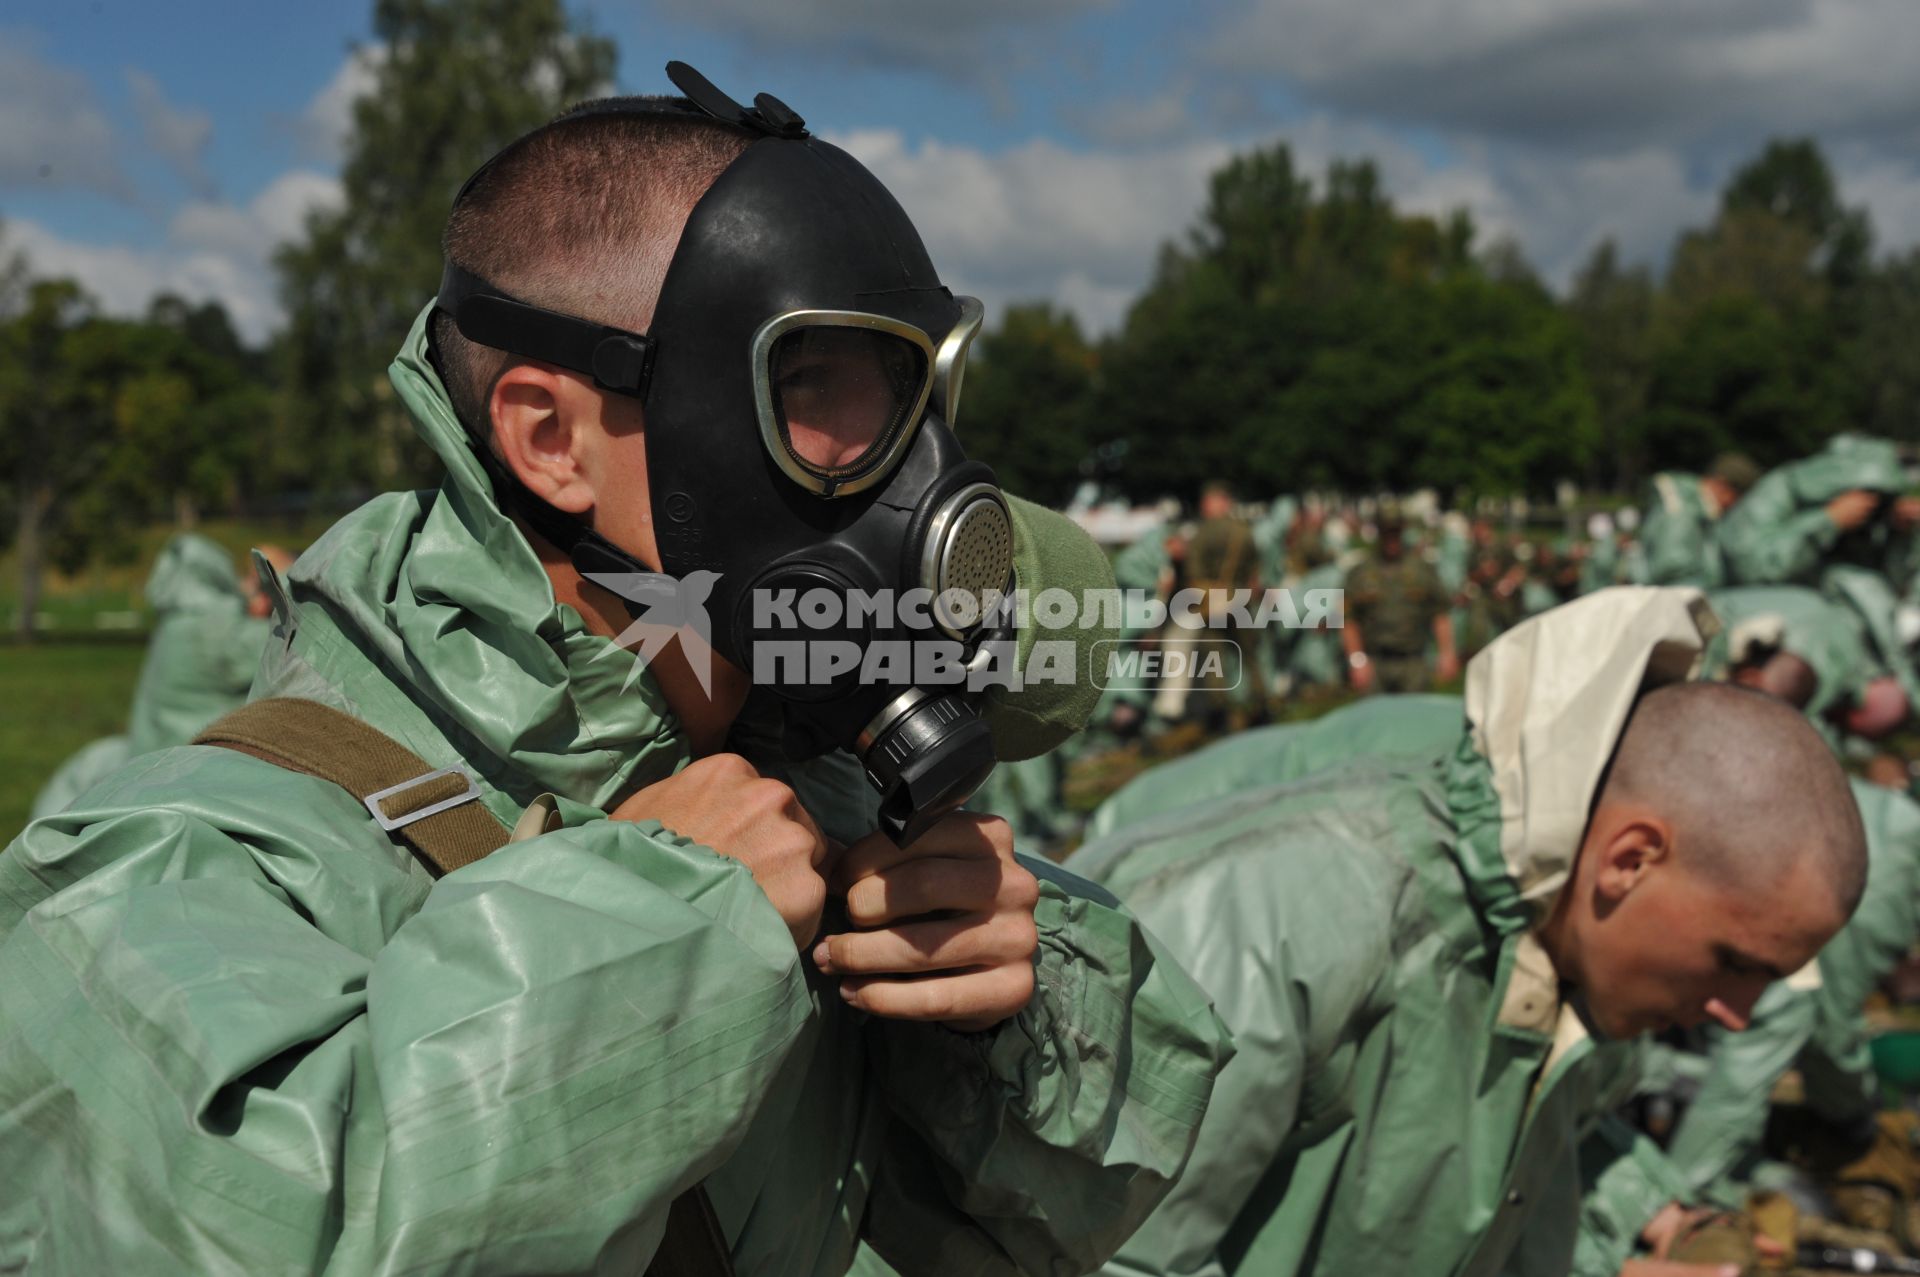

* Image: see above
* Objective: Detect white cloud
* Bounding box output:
[9,169,342,342]
[835,107,1743,335]
[292,45,384,164]
[835,129,1230,334]
[647,0,1112,79]
[1203,0,1920,154]
[0,34,127,198]
[1834,151,1920,257]
[125,69,214,198]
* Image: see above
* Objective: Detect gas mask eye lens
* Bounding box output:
[753,310,935,497]
[770,327,926,474]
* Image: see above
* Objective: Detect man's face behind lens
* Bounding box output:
[772,327,921,473]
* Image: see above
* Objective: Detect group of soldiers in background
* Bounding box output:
[981,434,1920,858]
[1105,437,1920,748]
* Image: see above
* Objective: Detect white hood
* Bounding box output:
[1462,586,1720,921]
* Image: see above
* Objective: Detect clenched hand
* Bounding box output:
[815,813,1040,1033]
[612,753,832,949]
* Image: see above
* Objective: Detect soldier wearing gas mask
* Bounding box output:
[0,65,1232,1275]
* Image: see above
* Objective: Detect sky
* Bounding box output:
[5,0,1920,345]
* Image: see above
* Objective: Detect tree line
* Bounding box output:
[965,137,1920,506]
[4,0,1917,631]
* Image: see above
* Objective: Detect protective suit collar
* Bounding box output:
[255,304,688,814]
[1445,587,1718,938]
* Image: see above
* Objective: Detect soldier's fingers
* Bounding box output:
[816,913,1034,976]
[842,856,1003,926]
[829,830,923,890]
[837,963,1035,1029]
[830,812,1007,891]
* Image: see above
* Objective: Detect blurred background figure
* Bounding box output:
[29,534,295,820]
[1174,482,1265,732]
[1341,508,1457,694]
[1640,452,1760,588]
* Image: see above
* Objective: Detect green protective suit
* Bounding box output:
[1436,524,1471,596]
[1252,498,1296,590]
[26,733,133,824]
[1640,471,1727,588]
[0,306,1232,1275]
[1286,562,1347,692]
[1069,588,1715,1277]
[1719,435,1907,589]
[1107,527,1171,716]
[1703,586,1875,720]
[1083,694,1464,840]
[1824,562,1920,711]
[1663,779,1920,1207]
[1580,537,1620,596]
[126,532,271,755]
[1113,527,1170,632]
[27,532,269,821]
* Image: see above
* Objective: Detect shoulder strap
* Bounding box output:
[192,697,736,1277]
[193,697,506,875]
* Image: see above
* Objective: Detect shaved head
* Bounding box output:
[1553,680,1868,1039]
[432,100,754,439]
[1600,681,1865,915]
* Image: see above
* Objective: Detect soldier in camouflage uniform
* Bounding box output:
[1343,511,1458,694]
[1184,482,1264,727]
[1462,518,1528,649]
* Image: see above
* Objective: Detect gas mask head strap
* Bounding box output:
[435,262,656,400]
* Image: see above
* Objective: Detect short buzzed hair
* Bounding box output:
[432,99,754,439]
[1598,681,1867,915]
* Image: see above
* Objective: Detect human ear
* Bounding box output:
[490,363,597,515]
[1590,811,1670,904]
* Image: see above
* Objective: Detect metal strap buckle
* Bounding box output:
[364,766,480,832]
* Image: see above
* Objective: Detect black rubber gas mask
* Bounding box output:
[435,64,1014,845]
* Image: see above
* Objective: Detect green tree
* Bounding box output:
[1850,248,1920,442]
[1567,240,1655,489]
[0,280,106,639]
[275,0,615,492]
[1644,295,1849,467]
[1644,138,1862,472]
[1719,138,1872,291]
[959,304,1097,504]
[79,321,275,531]
[1097,141,1585,502]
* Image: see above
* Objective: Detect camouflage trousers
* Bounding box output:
[1372,655,1430,695]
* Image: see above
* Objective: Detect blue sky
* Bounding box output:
[6,0,1920,342]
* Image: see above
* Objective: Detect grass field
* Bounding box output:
[0,515,340,638]
[0,641,147,842]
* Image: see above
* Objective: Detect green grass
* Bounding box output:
[0,516,338,638]
[0,641,146,843]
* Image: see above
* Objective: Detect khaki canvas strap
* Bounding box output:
[193,697,505,875]
[191,696,735,1277]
